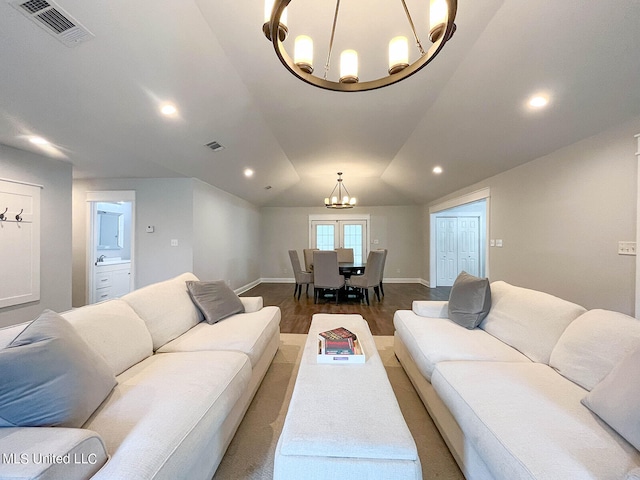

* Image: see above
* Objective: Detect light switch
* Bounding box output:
[490,239,495,247]
[618,241,636,255]
[496,239,503,247]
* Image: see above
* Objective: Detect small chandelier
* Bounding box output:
[324,172,356,209]
[263,0,457,93]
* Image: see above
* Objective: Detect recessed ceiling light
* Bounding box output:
[433,166,443,174]
[160,104,178,116]
[528,95,549,109]
[29,136,49,145]
[244,168,254,178]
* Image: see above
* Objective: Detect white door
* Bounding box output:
[458,217,480,277]
[436,216,480,286]
[311,220,367,264]
[437,217,458,286]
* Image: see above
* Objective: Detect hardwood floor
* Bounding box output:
[241,283,451,335]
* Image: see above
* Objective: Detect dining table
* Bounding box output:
[338,262,365,278]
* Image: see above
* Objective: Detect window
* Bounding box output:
[309,215,370,265]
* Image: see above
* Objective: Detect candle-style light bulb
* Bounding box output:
[294,35,314,74]
[388,36,409,75]
[339,50,359,84]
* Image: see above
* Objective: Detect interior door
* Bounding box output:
[458,217,480,277]
[437,217,458,286]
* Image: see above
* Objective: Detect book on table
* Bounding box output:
[317,327,365,364]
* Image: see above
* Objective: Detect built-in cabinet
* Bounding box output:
[92,262,131,303]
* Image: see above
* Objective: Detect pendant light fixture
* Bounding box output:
[324,172,357,209]
[262,0,457,92]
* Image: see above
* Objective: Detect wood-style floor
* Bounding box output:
[241,283,451,336]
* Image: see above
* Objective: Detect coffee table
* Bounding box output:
[274,314,422,479]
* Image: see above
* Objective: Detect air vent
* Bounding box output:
[9,0,94,47]
[205,141,225,152]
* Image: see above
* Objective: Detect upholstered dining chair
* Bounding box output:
[378,248,388,297]
[303,248,318,272]
[335,248,354,263]
[288,250,313,300]
[347,250,385,305]
[312,250,345,304]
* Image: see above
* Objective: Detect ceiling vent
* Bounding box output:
[9,0,94,47]
[205,141,225,152]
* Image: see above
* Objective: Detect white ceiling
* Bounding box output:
[0,0,639,207]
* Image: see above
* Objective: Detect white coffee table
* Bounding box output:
[274,314,422,479]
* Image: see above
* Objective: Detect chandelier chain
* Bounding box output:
[324,0,342,80]
[400,0,426,56]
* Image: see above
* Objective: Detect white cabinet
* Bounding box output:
[93,262,131,303]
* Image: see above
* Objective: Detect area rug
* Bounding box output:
[213,334,464,479]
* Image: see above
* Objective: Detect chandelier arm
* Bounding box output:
[400,0,426,56]
[268,0,457,92]
[324,0,342,80]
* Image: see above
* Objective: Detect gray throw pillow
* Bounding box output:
[581,346,640,451]
[0,310,116,428]
[447,271,492,329]
[186,280,245,324]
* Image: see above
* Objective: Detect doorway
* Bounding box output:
[429,189,490,287]
[309,214,370,264]
[86,191,135,304]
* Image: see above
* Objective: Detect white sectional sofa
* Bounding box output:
[0,272,281,480]
[394,280,640,480]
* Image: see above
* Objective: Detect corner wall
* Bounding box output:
[427,117,639,315]
[0,145,72,327]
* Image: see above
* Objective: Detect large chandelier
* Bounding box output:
[262,0,457,92]
[324,172,356,209]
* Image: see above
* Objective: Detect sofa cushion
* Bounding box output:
[582,346,640,452]
[186,280,245,324]
[157,306,281,367]
[0,310,116,428]
[447,271,491,329]
[432,361,640,480]
[62,299,153,376]
[550,309,640,391]
[393,309,530,382]
[479,281,586,364]
[122,272,203,350]
[85,350,251,479]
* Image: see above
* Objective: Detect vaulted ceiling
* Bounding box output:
[1,0,639,207]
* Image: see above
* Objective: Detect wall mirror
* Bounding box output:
[97,210,124,250]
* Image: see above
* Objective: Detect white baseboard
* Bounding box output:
[234,278,262,295]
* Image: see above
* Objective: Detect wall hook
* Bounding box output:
[0,208,6,221]
[15,209,23,222]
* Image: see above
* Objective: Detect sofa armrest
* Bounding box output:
[412,300,449,318]
[0,427,108,480]
[241,296,264,313]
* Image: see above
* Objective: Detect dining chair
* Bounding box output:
[312,250,345,304]
[378,248,388,297]
[288,250,313,300]
[347,250,385,305]
[335,248,354,263]
[303,248,318,272]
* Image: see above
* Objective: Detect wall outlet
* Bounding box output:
[170,239,178,247]
[618,241,636,255]
[496,239,503,247]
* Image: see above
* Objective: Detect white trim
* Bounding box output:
[234,278,262,295]
[429,188,491,288]
[86,190,135,202]
[0,177,43,189]
[429,188,491,214]
[635,133,640,318]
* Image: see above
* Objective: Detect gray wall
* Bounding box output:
[259,205,424,281]
[427,117,639,315]
[73,177,261,306]
[192,179,261,289]
[0,145,72,327]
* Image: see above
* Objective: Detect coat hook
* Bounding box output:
[15,209,23,222]
[0,208,6,221]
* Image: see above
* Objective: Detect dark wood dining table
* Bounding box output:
[338,262,365,277]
